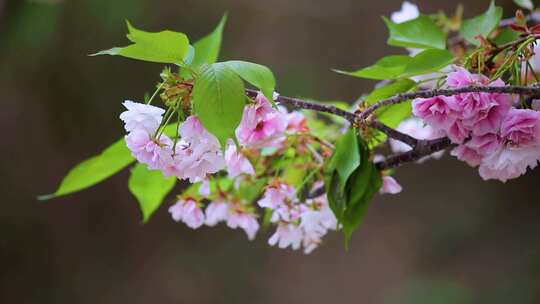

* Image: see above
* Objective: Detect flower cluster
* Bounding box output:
[258,181,338,254]
[121,101,225,182]
[120,91,339,253]
[413,67,540,182]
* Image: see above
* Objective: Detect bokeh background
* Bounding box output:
[1,0,540,303]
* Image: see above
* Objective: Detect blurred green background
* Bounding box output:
[1,0,539,303]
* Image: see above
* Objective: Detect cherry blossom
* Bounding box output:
[380,176,403,194]
[236,92,288,148]
[205,200,229,227]
[119,100,165,133]
[479,109,540,182]
[224,140,255,178]
[226,206,260,240]
[268,223,303,250]
[168,198,205,229]
[125,130,173,170]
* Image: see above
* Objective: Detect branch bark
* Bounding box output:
[359,85,540,120]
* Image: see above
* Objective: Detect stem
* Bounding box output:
[146,82,165,105]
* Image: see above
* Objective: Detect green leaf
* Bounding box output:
[342,157,382,245]
[128,163,176,222]
[365,79,416,105]
[336,49,453,81]
[325,134,382,245]
[192,63,246,146]
[334,55,411,80]
[401,49,454,77]
[327,129,360,192]
[91,21,190,64]
[192,13,227,65]
[514,0,534,10]
[39,138,135,200]
[460,1,503,46]
[493,27,521,46]
[325,171,347,220]
[222,60,276,102]
[383,15,447,49]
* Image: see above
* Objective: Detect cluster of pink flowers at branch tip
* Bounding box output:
[119,92,338,253]
[413,67,540,182]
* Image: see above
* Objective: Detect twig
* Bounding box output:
[360,85,540,120]
[245,89,420,148]
[375,137,453,170]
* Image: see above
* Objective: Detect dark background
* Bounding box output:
[1,0,539,303]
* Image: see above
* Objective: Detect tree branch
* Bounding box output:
[245,89,420,147]
[375,137,453,170]
[359,85,540,121]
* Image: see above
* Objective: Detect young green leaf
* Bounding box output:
[514,0,534,10]
[341,157,382,244]
[492,27,521,46]
[383,15,447,49]
[128,163,176,223]
[327,128,361,192]
[401,49,454,78]
[460,1,503,46]
[336,49,453,81]
[325,171,348,221]
[39,138,135,200]
[192,63,246,147]
[334,55,412,80]
[325,133,382,245]
[222,60,276,102]
[192,13,228,65]
[365,79,416,104]
[91,21,190,64]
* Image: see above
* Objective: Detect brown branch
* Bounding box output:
[245,89,356,122]
[359,85,540,121]
[245,89,420,147]
[375,137,453,170]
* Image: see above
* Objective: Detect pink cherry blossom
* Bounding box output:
[235,92,287,148]
[224,140,255,178]
[169,116,225,183]
[279,107,309,133]
[258,182,297,209]
[380,176,402,194]
[168,198,205,229]
[119,100,165,133]
[226,208,259,240]
[300,199,338,236]
[451,145,483,167]
[412,95,458,131]
[451,133,501,167]
[446,120,470,144]
[479,109,540,182]
[205,200,229,227]
[175,143,225,183]
[268,223,303,250]
[446,67,489,88]
[125,130,173,170]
